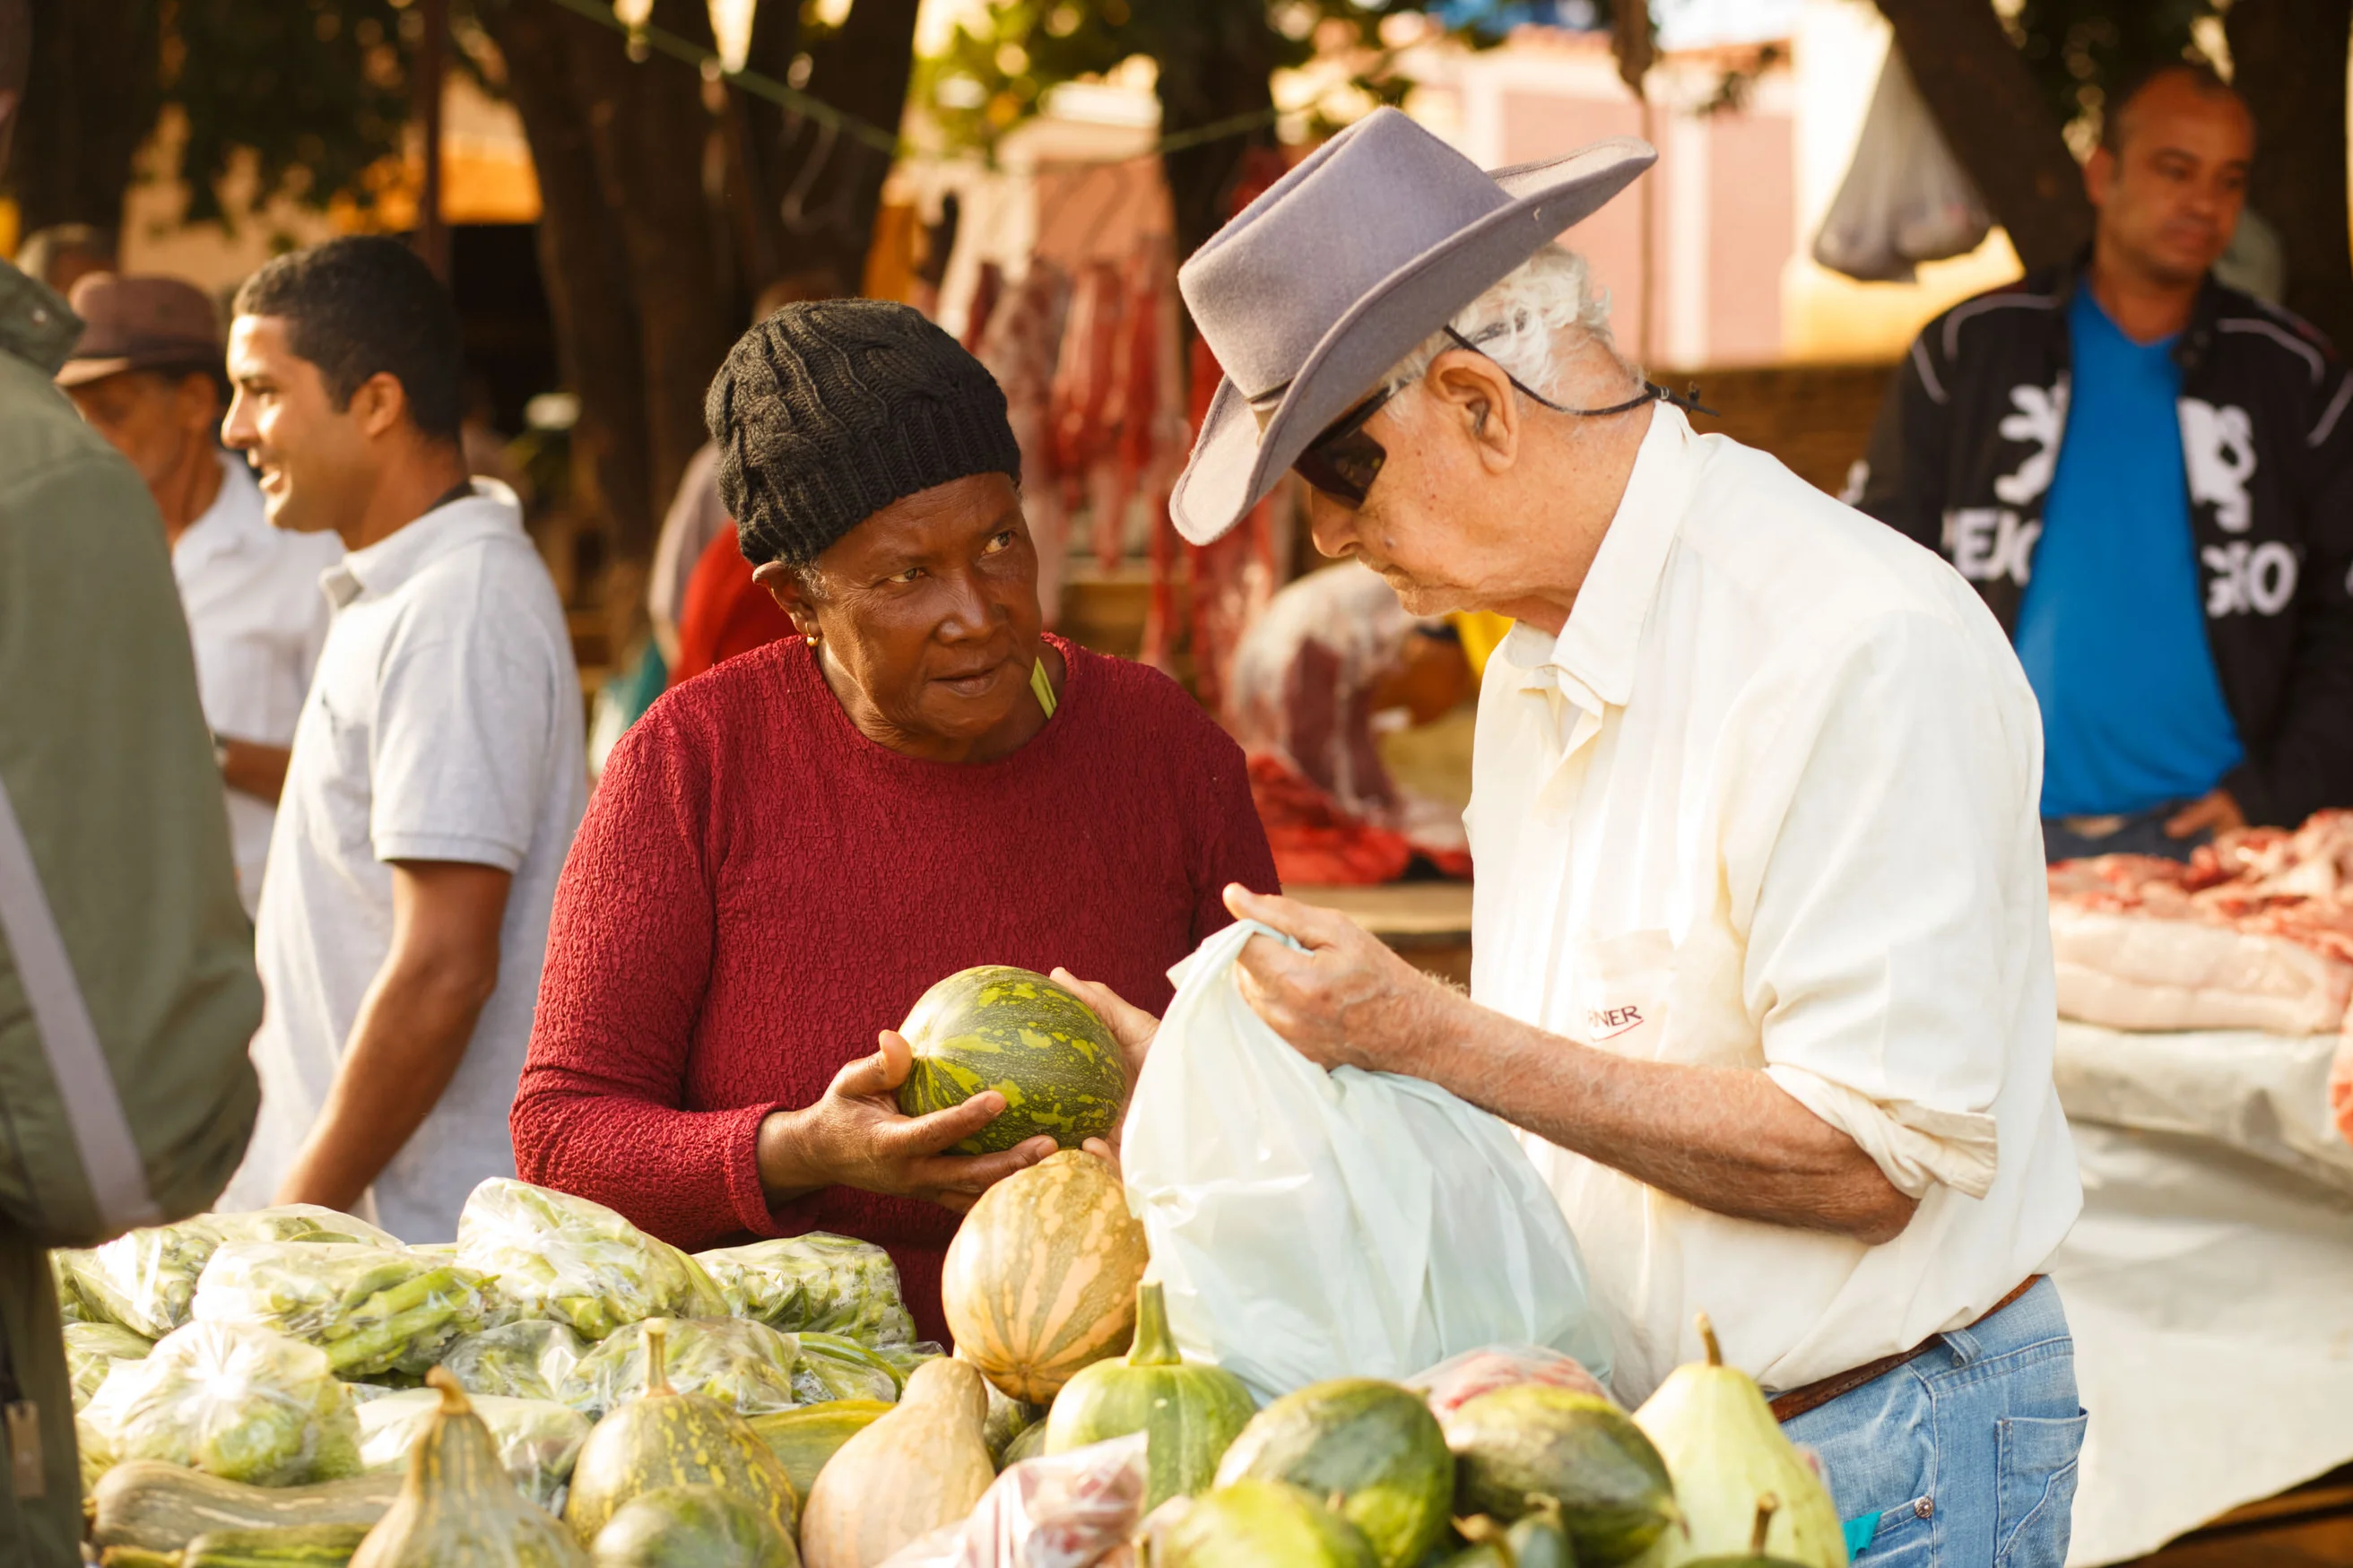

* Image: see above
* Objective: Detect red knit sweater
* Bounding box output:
[513,634,1278,1345]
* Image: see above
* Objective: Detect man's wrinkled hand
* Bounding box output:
[757,1030,1054,1214]
[1221,883,1455,1075]
[2166,787,2245,839]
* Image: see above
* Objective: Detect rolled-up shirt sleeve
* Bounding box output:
[1732,608,2041,1201]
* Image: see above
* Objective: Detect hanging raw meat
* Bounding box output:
[1049,259,1125,537]
[960,259,1004,354]
[1180,147,1293,716]
[974,260,1072,628]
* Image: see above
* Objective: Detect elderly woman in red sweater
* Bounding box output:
[513,301,1277,1344]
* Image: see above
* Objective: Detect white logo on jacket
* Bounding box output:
[2180,398,2257,533]
[2204,540,2298,617]
[1944,507,2040,585]
[1994,379,2070,505]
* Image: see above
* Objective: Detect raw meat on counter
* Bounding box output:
[2048,811,2353,1035]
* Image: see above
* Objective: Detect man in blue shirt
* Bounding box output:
[1858,64,2353,859]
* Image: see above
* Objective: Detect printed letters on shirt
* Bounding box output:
[2203,539,2298,617]
[2180,398,2257,533]
[1944,507,2040,586]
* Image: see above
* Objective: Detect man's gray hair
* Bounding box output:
[1380,243,1637,408]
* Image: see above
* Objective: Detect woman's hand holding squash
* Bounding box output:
[755,1030,1055,1213]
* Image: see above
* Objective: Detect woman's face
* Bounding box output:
[767,472,1046,758]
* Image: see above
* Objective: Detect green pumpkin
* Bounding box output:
[1214,1379,1454,1568]
[563,1321,802,1546]
[347,1371,586,1568]
[589,1484,799,1568]
[1159,1478,1380,1568]
[895,966,1128,1155]
[1446,1388,1677,1566]
[1044,1281,1256,1509]
[999,1418,1049,1468]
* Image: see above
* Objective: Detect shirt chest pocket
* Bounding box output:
[1565,929,1675,1059]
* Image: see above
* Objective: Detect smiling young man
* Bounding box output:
[217,237,586,1242]
[1857,64,2353,859]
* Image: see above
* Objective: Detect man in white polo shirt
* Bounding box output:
[218,237,586,1242]
[1162,110,2086,1564]
[56,273,341,916]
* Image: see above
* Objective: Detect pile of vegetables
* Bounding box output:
[56,971,1855,1568]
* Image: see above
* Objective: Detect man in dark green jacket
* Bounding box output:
[0,4,263,1557]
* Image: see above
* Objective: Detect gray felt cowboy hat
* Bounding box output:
[1171,107,1655,544]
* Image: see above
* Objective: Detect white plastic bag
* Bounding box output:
[1121,921,1614,1401]
[877,1434,1148,1568]
[1812,42,1990,283]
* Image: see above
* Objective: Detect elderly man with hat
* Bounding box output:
[1164,109,2087,1562]
[58,273,341,916]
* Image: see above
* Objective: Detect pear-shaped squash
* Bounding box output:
[563,1321,801,1547]
[1044,1282,1256,1509]
[799,1357,994,1568]
[347,1369,586,1568]
[1684,1495,1817,1568]
[590,1484,800,1568]
[1632,1316,1846,1568]
[942,1150,1145,1401]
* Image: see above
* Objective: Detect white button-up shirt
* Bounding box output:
[171,451,341,914]
[1470,406,2081,1406]
[227,481,586,1241]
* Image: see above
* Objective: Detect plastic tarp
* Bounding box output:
[2046,1021,2353,1564]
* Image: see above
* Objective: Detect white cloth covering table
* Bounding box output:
[2048,1020,2353,1564]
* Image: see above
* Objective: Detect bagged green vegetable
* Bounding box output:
[79,1321,363,1486]
[454,1180,725,1340]
[439,1321,590,1405]
[792,1331,905,1404]
[356,1388,590,1509]
[193,1241,491,1378]
[694,1233,917,1346]
[65,1322,153,1408]
[57,1207,400,1338]
[559,1318,801,1418]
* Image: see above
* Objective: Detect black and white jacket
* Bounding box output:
[1853,263,2353,827]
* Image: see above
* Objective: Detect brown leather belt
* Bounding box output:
[1767,1276,2043,1424]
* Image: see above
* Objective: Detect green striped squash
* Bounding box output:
[1214,1379,1455,1568]
[1044,1282,1257,1508]
[896,967,1127,1155]
[942,1151,1145,1402]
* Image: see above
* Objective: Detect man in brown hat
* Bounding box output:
[58,273,340,916]
[1123,107,2087,1561]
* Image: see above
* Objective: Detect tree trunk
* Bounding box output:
[9,0,153,238]
[785,0,924,295]
[1153,0,1281,296]
[481,0,653,556]
[2227,0,2353,351]
[1873,0,2093,271]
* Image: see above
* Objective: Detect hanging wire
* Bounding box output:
[534,0,1291,165]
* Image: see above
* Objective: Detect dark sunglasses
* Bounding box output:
[1289,325,1700,507]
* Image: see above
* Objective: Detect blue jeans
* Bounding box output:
[1783,1278,2086,1566]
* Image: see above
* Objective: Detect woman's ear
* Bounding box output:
[752,559,823,641]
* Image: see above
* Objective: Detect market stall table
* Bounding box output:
[2032,1023,2353,1566]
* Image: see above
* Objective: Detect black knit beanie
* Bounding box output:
[706,299,1023,568]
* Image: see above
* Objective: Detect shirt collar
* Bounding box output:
[173,452,270,574]
[1505,403,1702,713]
[325,479,525,609]
[0,261,82,375]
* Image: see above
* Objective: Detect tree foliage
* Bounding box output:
[2003,0,2219,152]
